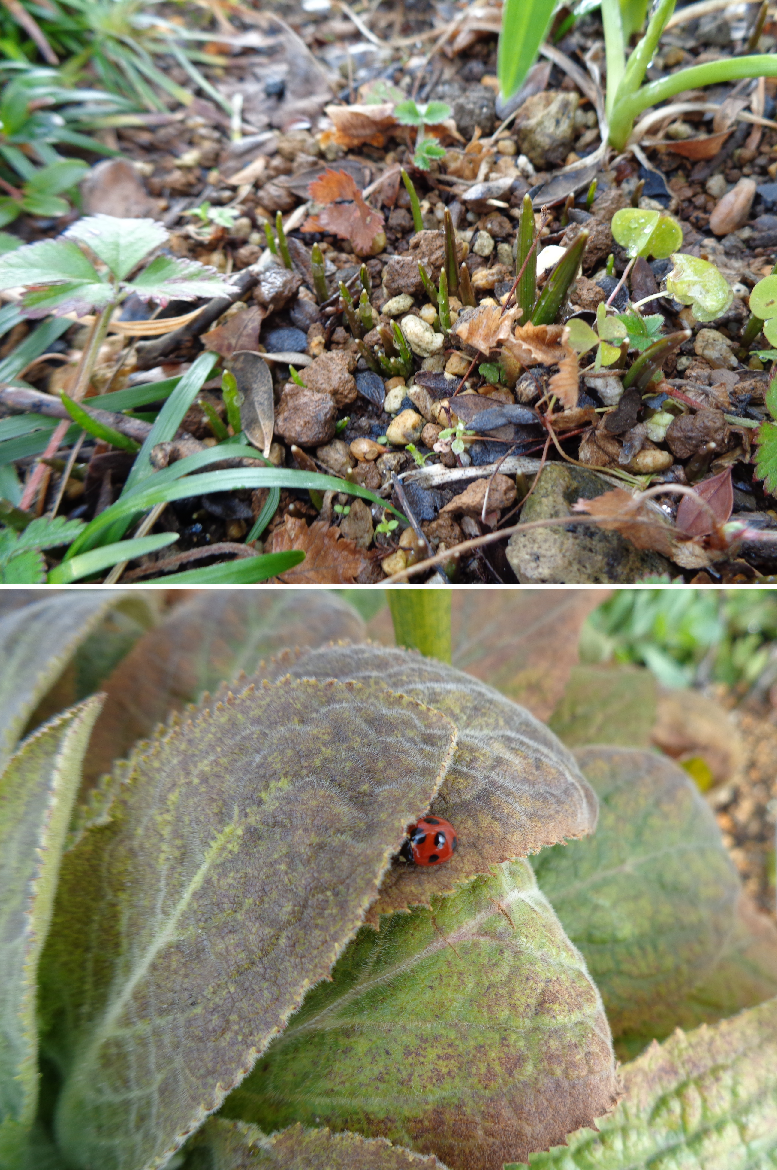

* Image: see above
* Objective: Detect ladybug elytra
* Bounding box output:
[400,815,458,866]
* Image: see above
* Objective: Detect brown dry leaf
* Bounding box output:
[452,302,522,354]
[656,130,732,160]
[322,102,397,148]
[549,349,579,410]
[713,94,751,133]
[652,688,743,788]
[503,321,567,366]
[571,487,678,555]
[268,515,369,583]
[675,466,733,538]
[202,306,264,360]
[302,167,385,252]
[549,405,597,431]
[231,349,274,458]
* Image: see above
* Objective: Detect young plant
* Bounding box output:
[0,513,85,582]
[665,253,734,322]
[184,201,239,231]
[394,99,451,171]
[755,373,777,495]
[497,0,777,150]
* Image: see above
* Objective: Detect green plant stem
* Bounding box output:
[622,330,691,391]
[601,0,626,122]
[617,0,676,102]
[311,243,328,303]
[358,290,374,332]
[531,231,588,325]
[438,267,451,332]
[388,590,452,662]
[418,263,438,304]
[444,208,459,296]
[275,212,293,270]
[610,55,777,149]
[264,223,277,254]
[401,168,424,233]
[517,193,537,323]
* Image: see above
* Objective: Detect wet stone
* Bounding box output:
[264,326,308,352]
[403,480,443,521]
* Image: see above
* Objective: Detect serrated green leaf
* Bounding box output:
[125,254,236,302]
[394,100,424,126]
[20,281,115,319]
[523,996,777,1169]
[665,253,733,322]
[420,100,451,124]
[0,697,103,1166]
[186,1119,449,1170]
[0,549,46,584]
[257,644,598,920]
[530,747,740,1042]
[224,859,617,1170]
[755,419,777,494]
[0,238,100,290]
[65,214,168,280]
[13,515,86,554]
[0,591,156,772]
[41,680,458,1170]
[547,664,657,748]
[79,589,367,793]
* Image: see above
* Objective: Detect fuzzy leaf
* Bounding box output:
[255,644,598,920]
[20,281,115,319]
[547,664,657,748]
[0,697,103,1166]
[0,591,156,774]
[80,590,366,792]
[755,419,777,494]
[185,1119,449,1170]
[41,679,458,1170]
[665,253,733,322]
[125,255,236,303]
[530,747,740,1042]
[523,996,777,1169]
[65,215,168,281]
[0,239,100,291]
[224,859,617,1170]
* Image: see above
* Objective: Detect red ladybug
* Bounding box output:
[400,816,458,866]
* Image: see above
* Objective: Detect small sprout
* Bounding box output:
[606,253,615,277]
[586,178,598,212]
[335,416,350,434]
[438,266,451,332]
[436,420,475,456]
[458,261,476,308]
[611,208,683,260]
[478,361,503,383]
[359,289,374,332]
[644,409,676,443]
[186,201,238,229]
[443,207,459,297]
[394,99,452,127]
[311,243,328,303]
[221,370,243,434]
[596,302,629,344]
[400,168,424,234]
[616,310,664,351]
[377,435,389,444]
[197,396,229,441]
[359,264,372,296]
[406,443,430,467]
[289,365,306,387]
[333,503,351,515]
[665,253,734,323]
[414,138,447,171]
[264,221,278,254]
[376,512,399,535]
[275,211,293,270]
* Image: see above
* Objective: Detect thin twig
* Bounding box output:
[47,431,86,521]
[122,540,257,581]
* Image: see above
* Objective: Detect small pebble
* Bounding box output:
[496,138,517,155]
[385,376,406,391]
[384,386,407,414]
[264,326,308,352]
[706,173,728,199]
[419,304,438,325]
[445,352,472,377]
[496,242,514,266]
[386,409,424,446]
[382,294,415,317]
[350,437,385,461]
[709,178,757,236]
[694,328,738,369]
[355,370,385,408]
[400,316,444,357]
[472,231,495,257]
[316,439,353,477]
[382,549,408,576]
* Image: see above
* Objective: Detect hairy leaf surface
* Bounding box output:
[0,591,155,772]
[185,1119,449,1170]
[81,590,365,790]
[524,996,777,1169]
[0,698,102,1166]
[547,665,657,748]
[223,860,617,1170]
[256,644,597,918]
[41,679,457,1170]
[531,747,740,1040]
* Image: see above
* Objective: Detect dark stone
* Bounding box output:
[596,274,629,311]
[604,387,642,434]
[399,396,416,413]
[430,80,496,139]
[289,300,322,330]
[355,370,385,408]
[734,512,777,569]
[402,480,443,521]
[637,164,672,206]
[264,77,285,99]
[414,370,459,397]
[755,182,777,212]
[470,440,516,465]
[264,326,308,353]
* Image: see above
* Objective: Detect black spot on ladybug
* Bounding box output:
[424,816,441,825]
[411,829,427,845]
[428,854,440,863]
[434,832,446,849]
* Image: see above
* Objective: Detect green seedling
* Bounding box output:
[665,254,734,323]
[479,362,504,384]
[616,310,665,351]
[185,202,239,230]
[288,365,307,387]
[755,374,777,493]
[198,396,229,441]
[264,221,278,255]
[311,242,328,303]
[748,275,777,347]
[335,416,350,434]
[375,512,399,534]
[611,208,683,260]
[0,514,85,583]
[339,281,361,338]
[394,99,451,171]
[406,443,430,467]
[443,207,459,296]
[333,503,351,515]
[221,370,243,434]
[531,230,589,325]
[437,419,476,456]
[400,168,424,233]
[516,193,537,322]
[275,211,293,270]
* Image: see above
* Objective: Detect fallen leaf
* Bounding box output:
[452,303,522,354]
[549,350,579,410]
[502,321,567,366]
[548,405,597,431]
[322,102,397,148]
[675,466,733,537]
[268,515,368,583]
[652,688,743,788]
[654,130,732,160]
[231,349,274,458]
[202,306,264,359]
[302,168,385,253]
[571,487,678,555]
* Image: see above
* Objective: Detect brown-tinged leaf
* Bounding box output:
[302,169,385,253]
[268,516,369,584]
[549,404,597,431]
[367,590,607,722]
[548,348,579,409]
[322,103,397,148]
[187,1119,450,1170]
[651,687,743,788]
[80,590,366,792]
[502,321,567,366]
[548,663,658,749]
[255,644,598,918]
[202,307,265,360]
[307,168,361,204]
[571,487,678,555]
[231,349,275,458]
[675,466,733,537]
[451,303,522,354]
[226,857,617,1170]
[41,678,458,1170]
[655,128,732,159]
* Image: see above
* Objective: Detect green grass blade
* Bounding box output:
[0,426,81,467]
[60,394,140,453]
[245,486,280,542]
[497,0,558,100]
[47,532,179,583]
[143,549,304,583]
[0,317,71,382]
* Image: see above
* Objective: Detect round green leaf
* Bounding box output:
[223,860,617,1170]
[530,746,741,1041]
[565,318,599,355]
[749,274,777,321]
[665,253,734,322]
[610,208,683,259]
[647,214,683,259]
[764,315,777,347]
